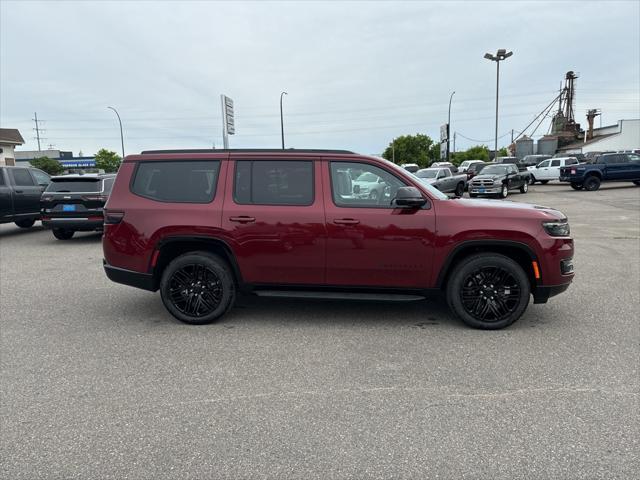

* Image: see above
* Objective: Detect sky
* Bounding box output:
[1,0,639,157]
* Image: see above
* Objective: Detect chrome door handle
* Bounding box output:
[333,218,360,225]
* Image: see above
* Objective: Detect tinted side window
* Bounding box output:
[566,158,578,165]
[132,160,220,203]
[31,169,50,185]
[539,160,551,168]
[11,169,36,186]
[330,161,408,208]
[628,154,640,163]
[551,160,561,167]
[0,169,5,186]
[234,160,313,206]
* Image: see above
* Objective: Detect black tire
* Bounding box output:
[52,228,74,240]
[454,182,465,197]
[570,183,583,190]
[446,253,531,330]
[160,251,236,325]
[519,182,528,194]
[529,175,536,185]
[583,175,601,191]
[633,180,640,186]
[499,184,508,199]
[15,219,36,228]
[540,180,549,185]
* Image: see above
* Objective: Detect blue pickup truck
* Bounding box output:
[559,152,640,191]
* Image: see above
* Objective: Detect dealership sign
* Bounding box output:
[60,160,96,168]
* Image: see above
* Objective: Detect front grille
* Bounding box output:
[472,179,494,187]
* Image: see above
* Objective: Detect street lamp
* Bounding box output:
[447,91,455,161]
[483,49,513,161]
[280,91,288,149]
[107,106,125,159]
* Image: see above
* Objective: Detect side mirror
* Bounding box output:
[393,186,427,208]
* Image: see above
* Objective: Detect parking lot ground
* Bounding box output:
[1,183,639,479]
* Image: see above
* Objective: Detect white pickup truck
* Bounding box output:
[527,157,579,184]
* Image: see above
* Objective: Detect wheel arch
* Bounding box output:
[153,236,243,289]
[436,240,538,290]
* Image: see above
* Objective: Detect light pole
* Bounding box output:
[280,91,288,149]
[447,91,455,161]
[107,106,125,159]
[484,49,513,161]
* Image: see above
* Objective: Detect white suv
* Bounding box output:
[528,157,579,184]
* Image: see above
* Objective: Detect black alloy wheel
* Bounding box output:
[529,175,536,185]
[160,252,235,325]
[446,254,530,329]
[583,176,601,191]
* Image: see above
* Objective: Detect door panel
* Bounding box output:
[9,168,42,215]
[222,157,326,285]
[323,159,436,288]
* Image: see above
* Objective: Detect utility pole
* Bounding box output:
[447,91,455,161]
[32,112,45,151]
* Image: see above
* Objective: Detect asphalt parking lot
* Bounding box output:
[1,183,638,479]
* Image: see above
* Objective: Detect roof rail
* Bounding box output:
[140,148,355,155]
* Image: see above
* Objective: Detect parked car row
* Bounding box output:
[0,165,113,239]
[413,167,467,196]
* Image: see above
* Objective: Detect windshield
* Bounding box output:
[480,165,509,175]
[355,172,379,182]
[416,169,438,179]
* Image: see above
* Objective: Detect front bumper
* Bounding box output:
[103,261,157,291]
[532,283,571,304]
[470,186,500,194]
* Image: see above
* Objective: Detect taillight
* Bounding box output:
[104,211,124,224]
[570,169,576,175]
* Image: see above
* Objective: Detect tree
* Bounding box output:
[30,156,64,175]
[382,134,437,168]
[451,145,491,164]
[94,149,122,173]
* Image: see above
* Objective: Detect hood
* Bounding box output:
[453,198,567,220]
[473,173,504,181]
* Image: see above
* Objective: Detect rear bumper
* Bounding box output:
[42,217,104,231]
[103,261,157,291]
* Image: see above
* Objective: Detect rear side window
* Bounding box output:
[551,160,561,167]
[11,169,36,186]
[565,158,578,165]
[46,180,101,192]
[234,160,313,206]
[132,161,220,203]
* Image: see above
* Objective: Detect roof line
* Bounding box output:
[140,148,355,155]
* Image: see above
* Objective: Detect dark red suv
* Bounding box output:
[103,149,574,329]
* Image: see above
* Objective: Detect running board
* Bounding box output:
[254,290,426,302]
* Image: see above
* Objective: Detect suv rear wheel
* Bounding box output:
[446,253,530,329]
[52,228,74,240]
[160,252,236,325]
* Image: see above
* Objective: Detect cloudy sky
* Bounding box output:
[1,0,638,157]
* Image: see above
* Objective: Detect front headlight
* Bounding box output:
[543,221,570,237]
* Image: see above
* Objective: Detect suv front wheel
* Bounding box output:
[160,252,236,325]
[446,253,530,329]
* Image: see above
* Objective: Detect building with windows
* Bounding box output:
[0,129,25,165]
